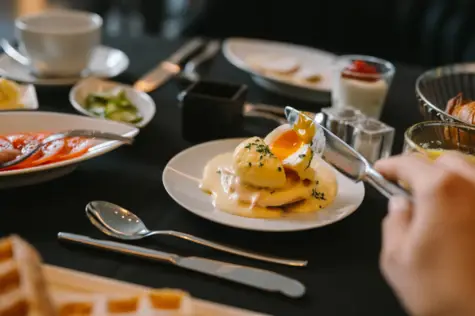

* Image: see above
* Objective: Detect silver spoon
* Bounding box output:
[86,201,308,267]
[0,130,133,169]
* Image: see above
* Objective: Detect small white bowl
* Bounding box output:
[0,82,38,111]
[69,77,156,128]
[0,111,139,189]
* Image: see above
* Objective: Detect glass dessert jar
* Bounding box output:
[332,55,395,119]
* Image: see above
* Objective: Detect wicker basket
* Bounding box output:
[416,63,475,125]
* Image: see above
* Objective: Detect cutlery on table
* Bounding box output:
[285,106,411,199]
[85,201,307,267]
[0,130,133,169]
[178,39,221,82]
[134,37,205,93]
[58,232,306,298]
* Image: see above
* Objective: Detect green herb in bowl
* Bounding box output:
[84,89,143,124]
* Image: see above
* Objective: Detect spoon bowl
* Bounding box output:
[86,201,150,240]
[85,201,308,267]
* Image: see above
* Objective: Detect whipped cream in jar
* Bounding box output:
[332,55,395,119]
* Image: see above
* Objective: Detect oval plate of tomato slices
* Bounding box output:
[0,111,139,189]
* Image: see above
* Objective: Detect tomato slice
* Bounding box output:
[3,139,42,170]
[0,137,14,151]
[6,133,48,149]
[31,139,67,166]
[1,132,59,170]
[57,137,91,161]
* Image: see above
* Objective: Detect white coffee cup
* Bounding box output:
[15,10,102,77]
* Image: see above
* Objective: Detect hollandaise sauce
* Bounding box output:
[200,153,338,219]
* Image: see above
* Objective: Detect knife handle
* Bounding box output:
[57,232,178,264]
[168,38,206,65]
[365,167,412,199]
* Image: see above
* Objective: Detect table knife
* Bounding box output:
[58,232,306,298]
[285,106,411,199]
[134,37,205,93]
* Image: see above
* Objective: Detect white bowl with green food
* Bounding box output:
[69,77,156,128]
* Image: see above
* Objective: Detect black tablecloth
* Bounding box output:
[1,37,424,316]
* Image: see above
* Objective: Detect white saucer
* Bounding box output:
[0,45,129,86]
[223,38,336,102]
[163,139,365,232]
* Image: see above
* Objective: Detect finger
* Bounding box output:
[374,155,435,190]
[381,196,412,270]
[435,151,475,180]
[382,197,412,250]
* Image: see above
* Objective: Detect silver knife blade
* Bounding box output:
[58,232,306,298]
[284,106,411,198]
[134,38,205,93]
[318,124,368,182]
[177,257,305,298]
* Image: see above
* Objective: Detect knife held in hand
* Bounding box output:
[284,106,411,199]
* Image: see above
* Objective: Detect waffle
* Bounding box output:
[54,289,193,315]
[0,235,57,316]
[0,235,193,316]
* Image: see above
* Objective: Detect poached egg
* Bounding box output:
[264,124,315,181]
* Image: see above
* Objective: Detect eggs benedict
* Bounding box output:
[200,115,338,219]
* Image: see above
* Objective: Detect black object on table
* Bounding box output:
[178,80,248,142]
[0,37,423,316]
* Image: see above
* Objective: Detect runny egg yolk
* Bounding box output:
[269,129,303,161]
[293,112,315,144]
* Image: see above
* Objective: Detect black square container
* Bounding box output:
[178,80,248,142]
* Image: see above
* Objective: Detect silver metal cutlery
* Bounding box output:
[285,106,411,199]
[0,130,133,169]
[134,37,205,93]
[58,232,306,298]
[179,39,221,82]
[85,201,307,267]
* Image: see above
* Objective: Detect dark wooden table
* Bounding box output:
[0,36,424,315]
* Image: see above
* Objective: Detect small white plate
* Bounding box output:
[223,38,337,102]
[0,46,129,86]
[0,111,139,189]
[0,82,38,111]
[163,139,365,232]
[70,77,156,128]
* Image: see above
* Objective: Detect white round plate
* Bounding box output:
[70,77,156,128]
[163,139,365,232]
[0,111,139,189]
[222,38,337,102]
[0,45,129,86]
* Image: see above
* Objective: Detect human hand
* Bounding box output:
[375,152,475,316]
